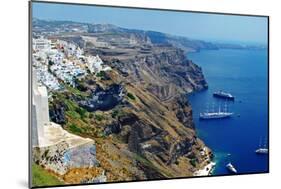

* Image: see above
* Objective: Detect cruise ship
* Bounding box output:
[213,90,235,100]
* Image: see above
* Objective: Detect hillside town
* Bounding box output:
[32,36,110,184]
[32,36,112,91]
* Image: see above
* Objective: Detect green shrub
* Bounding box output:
[127,92,136,100]
[68,123,83,134]
[111,109,119,118]
[96,71,105,78]
[89,113,94,119]
[190,158,197,167]
[95,114,104,121]
[66,110,80,119]
[75,107,87,119]
[111,109,126,119]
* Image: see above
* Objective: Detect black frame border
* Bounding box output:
[28,0,270,188]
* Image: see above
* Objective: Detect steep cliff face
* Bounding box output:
[105,46,207,99]
[44,26,211,182]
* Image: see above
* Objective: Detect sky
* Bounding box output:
[32,2,268,45]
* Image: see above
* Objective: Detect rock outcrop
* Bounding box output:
[49,102,66,124]
[78,84,124,112]
[32,123,99,175]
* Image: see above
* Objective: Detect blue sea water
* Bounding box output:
[187,49,269,175]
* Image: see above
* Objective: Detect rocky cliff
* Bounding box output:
[47,31,212,182]
[33,19,213,184]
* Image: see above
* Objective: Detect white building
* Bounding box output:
[87,55,103,73]
[56,40,84,59]
[87,55,111,73]
[33,37,51,51]
[32,70,50,147]
[35,65,61,91]
[75,47,84,59]
[33,51,48,62]
[49,51,64,65]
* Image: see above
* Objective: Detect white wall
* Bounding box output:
[0,0,279,188]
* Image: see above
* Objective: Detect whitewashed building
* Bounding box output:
[33,37,51,51]
[49,51,64,65]
[87,55,111,73]
[32,70,50,147]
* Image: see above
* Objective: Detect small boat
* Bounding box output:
[255,137,269,154]
[213,90,235,100]
[255,148,269,154]
[226,163,237,174]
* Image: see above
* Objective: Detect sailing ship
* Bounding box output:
[200,103,233,120]
[255,137,269,154]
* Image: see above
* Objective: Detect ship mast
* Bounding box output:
[259,137,262,148]
[263,137,267,148]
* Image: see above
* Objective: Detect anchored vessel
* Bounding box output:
[199,103,233,120]
[213,90,235,100]
[255,137,269,154]
[200,111,233,119]
[226,163,237,174]
[255,148,268,154]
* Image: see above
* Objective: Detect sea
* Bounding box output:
[187,49,269,175]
